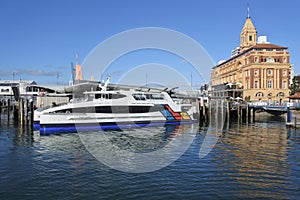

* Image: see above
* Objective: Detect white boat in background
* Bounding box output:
[35,77,198,134]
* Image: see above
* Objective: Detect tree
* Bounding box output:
[290,75,300,95]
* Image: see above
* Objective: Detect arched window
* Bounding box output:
[255,92,264,97]
[276,92,284,97]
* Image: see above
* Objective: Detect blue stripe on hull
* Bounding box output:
[39,120,196,135]
[34,122,40,130]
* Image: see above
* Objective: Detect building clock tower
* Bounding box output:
[240,16,257,51]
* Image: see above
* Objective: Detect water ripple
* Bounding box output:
[0,117,299,199]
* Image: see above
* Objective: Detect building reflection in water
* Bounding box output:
[214,120,290,199]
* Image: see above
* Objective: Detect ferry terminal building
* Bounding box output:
[211,15,294,104]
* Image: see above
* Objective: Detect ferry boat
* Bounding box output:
[34,79,198,134]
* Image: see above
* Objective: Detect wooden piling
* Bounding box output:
[18,98,24,125]
[25,99,28,125]
[246,104,249,124]
[209,99,212,123]
[0,100,2,120]
[7,99,10,120]
[238,105,240,124]
[240,105,243,124]
[30,99,34,128]
[286,107,291,123]
[13,105,18,119]
[226,101,230,123]
[215,100,218,129]
[252,108,255,123]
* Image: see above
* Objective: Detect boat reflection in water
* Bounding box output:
[78,123,197,173]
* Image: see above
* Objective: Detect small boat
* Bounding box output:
[34,78,198,134]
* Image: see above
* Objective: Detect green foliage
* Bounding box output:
[244,96,251,102]
[290,75,300,95]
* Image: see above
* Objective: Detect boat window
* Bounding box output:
[150,94,164,100]
[111,94,126,99]
[72,106,153,113]
[133,94,146,100]
[95,93,126,99]
[144,94,164,100]
[50,109,72,113]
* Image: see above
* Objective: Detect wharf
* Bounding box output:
[286,110,300,128]
[286,121,300,128]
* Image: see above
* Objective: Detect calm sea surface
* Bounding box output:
[0,114,299,200]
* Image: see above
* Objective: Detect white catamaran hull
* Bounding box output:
[39,110,194,134]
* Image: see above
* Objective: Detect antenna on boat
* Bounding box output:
[101,75,111,91]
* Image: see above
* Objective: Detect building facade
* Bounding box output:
[211,16,293,103]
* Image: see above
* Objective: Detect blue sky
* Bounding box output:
[0,0,299,86]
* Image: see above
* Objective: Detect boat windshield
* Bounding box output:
[133,93,164,100]
[94,93,127,99]
[36,102,68,111]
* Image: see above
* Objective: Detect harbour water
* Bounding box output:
[0,114,299,199]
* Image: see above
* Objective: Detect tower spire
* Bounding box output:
[240,7,257,50]
[247,2,250,18]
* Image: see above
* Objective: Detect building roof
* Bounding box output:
[241,17,256,32]
[0,80,37,86]
[213,43,288,69]
[287,93,300,99]
[252,43,287,49]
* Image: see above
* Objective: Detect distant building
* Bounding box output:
[0,80,37,97]
[211,15,294,103]
[0,80,59,101]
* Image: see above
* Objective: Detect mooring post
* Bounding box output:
[7,99,10,120]
[246,104,249,124]
[30,99,34,129]
[286,106,291,123]
[199,99,203,123]
[226,100,230,124]
[13,104,18,119]
[241,105,243,124]
[19,98,24,125]
[0,99,2,120]
[238,104,240,124]
[204,101,208,124]
[215,100,218,129]
[24,98,27,125]
[252,108,255,123]
[220,99,223,129]
[209,99,212,123]
[26,98,29,125]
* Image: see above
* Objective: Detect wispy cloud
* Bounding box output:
[43,64,66,70]
[0,69,58,77]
